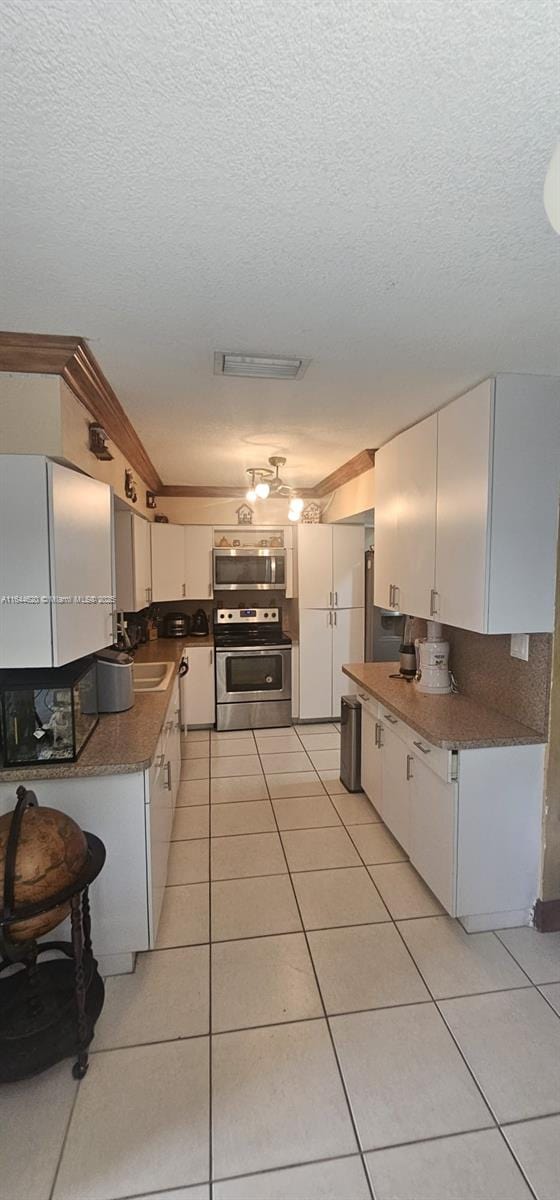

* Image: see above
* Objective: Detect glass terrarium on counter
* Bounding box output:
[0,656,98,767]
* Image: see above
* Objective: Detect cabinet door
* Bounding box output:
[380,722,411,853]
[332,525,365,608]
[151,523,185,601]
[146,749,173,946]
[332,607,364,719]
[360,706,377,803]
[48,462,114,664]
[299,609,334,719]
[435,381,493,632]
[410,755,457,915]
[373,438,401,609]
[133,515,152,608]
[0,456,53,667]
[184,646,215,725]
[297,524,333,608]
[395,415,437,620]
[184,525,213,600]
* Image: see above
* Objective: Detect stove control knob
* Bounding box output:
[264,612,269,619]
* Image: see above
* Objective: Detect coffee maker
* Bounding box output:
[414,622,452,695]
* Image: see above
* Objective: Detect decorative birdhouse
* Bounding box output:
[236,503,253,525]
[301,502,322,523]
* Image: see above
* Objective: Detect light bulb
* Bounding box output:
[290,496,304,513]
[246,488,257,503]
[288,507,300,521]
[255,480,270,499]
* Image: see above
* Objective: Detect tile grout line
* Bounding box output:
[251,736,377,1200]
[299,765,546,1200]
[48,1070,80,1200]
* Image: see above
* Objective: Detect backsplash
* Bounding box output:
[410,619,552,734]
[152,596,298,637]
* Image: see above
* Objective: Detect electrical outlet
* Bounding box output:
[510,633,530,661]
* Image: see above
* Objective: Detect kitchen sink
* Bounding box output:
[133,661,175,692]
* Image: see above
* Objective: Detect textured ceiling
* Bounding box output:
[1,0,559,487]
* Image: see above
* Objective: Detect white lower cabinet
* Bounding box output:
[181,645,215,727]
[299,607,364,720]
[0,676,182,971]
[380,720,412,854]
[359,696,383,815]
[409,756,457,915]
[358,696,545,929]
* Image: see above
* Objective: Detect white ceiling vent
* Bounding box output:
[214,352,310,379]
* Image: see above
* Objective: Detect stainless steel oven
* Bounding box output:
[213,547,286,591]
[214,607,292,730]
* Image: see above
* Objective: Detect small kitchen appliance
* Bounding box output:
[398,616,416,680]
[0,657,98,767]
[191,608,210,637]
[414,622,453,695]
[214,607,292,730]
[96,649,134,713]
[163,612,190,639]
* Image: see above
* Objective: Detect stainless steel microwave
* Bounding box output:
[212,547,286,591]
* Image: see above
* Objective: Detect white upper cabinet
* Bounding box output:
[151,523,185,601]
[436,375,560,633]
[332,525,365,607]
[297,524,332,607]
[372,435,402,611]
[374,416,437,618]
[374,375,560,632]
[115,510,152,611]
[435,381,493,632]
[395,416,437,621]
[298,524,364,609]
[0,456,113,668]
[184,525,213,600]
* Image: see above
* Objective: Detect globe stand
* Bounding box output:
[0,786,106,1082]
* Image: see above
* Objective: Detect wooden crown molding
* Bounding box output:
[0,333,375,501]
[159,450,375,499]
[0,331,162,494]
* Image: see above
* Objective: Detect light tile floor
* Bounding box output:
[4,721,560,1200]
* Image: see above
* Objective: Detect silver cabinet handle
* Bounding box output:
[374,721,380,747]
[208,583,212,597]
[406,754,414,781]
[393,584,400,609]
[333,611,337,626]
[389,584,394,606]
[413,740,431,754]
[329,591,333,607]
[383,712,398,724]
[430,589,439,617]
[182,582,186,597]
[165,760,172,790]
[376,722,384,747]
[210,649,213,665]
[145,587,150,603]
[334,591,338,606]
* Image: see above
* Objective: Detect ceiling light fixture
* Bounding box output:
[244,457,303,517]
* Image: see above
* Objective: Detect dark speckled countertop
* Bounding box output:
[343,662,546,750]
[0,637,213,783]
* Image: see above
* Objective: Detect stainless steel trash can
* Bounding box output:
[340,695,362,792]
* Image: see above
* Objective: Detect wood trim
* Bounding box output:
[313,448,375,498]
[158,485,317,498]
[533,897,560,932]
[0,332,375,501]
[0,331,162,493]
[158,454,375,498]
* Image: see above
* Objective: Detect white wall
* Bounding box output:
[156,495,301,525]
[322,467,375,523]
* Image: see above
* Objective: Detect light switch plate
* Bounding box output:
[510,633,530,661]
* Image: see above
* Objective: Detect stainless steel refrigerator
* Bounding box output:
[364,550,404,661]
